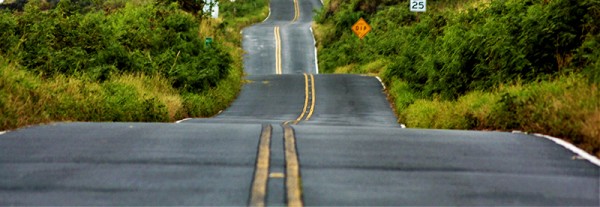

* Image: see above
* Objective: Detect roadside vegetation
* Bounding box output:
[0,0,269,130]
[314,0,600,156]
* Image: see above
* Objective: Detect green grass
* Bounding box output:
[0,0,270,130]
[392,75,600,156]
[0,58,173,128]
[314,0,600,157]
[185,0,270,116]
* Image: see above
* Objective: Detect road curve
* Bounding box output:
[242,0,321,75]
[1,0,599,206]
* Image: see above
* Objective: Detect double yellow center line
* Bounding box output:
[274,26,282,75]
[293,73,315,124]
[250,2,306,205]
[250,124,304,207]
[274,0,300,75]
[249,75,314,206]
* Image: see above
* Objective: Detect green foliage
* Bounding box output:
[316,0,600,156]
[0,0,231,93]
[0,58,172,128]
[0,0,269,130]
[157,0,206,15]
[0,11,18,55]
[219,0,269,32]
[393,74,600,156]
[576,35,600,83]
[220,0,267,19]
[316,0,600,99]
[573,2,600,83]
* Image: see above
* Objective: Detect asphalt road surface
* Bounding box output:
[1,0,599,206]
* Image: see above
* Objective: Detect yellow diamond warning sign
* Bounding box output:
[351,18,372,39]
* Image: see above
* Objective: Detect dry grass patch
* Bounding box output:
[112,74,182,120]
[394,74,600,157]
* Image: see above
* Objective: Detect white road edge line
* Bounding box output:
[309,27,319,74]
[175,118,192,124]
[534,133,600,166]
[372,76,403,128]
[513,131,600,166]
[375,76,386,90]
[373,75,405,128]
[0,131,6,136]
[262,6,271,23]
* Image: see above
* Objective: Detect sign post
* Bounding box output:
[410,0,426,12]
[351,18,372,40]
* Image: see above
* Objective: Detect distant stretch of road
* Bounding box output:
[1,0,598,206]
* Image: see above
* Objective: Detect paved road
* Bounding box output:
[0,123,261,205]
[1,0,599,206]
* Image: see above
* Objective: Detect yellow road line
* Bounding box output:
[294,73,310,123]
[274,27,282,74]
[283,125,303,207]
[292,73,316,124]
[269,172,285,178]
[306,74,316,120]
[249,124,272,207]
[292,0,300,22]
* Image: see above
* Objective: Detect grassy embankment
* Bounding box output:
[0,0,269,130]
[314,0,600,156]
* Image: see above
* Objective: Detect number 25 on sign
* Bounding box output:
[410,0,426,12]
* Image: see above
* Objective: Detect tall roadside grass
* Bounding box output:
[220,0,270,32]
[0,57,174,128]
[388,75,600,157]
[314,0,600,157]
[0,0,270,131]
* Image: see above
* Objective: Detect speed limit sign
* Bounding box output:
[410,0,426,12]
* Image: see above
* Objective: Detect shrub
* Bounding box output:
[315,0,600,156]
[1,0,268,131]
[317,0,599,99]
[2,0,232,93]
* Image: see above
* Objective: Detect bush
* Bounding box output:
[0,0,231,93]
[396,74,600,156]
[0,59,174,127]
[157,0,205,15]
[1,0,268,131]
[316,0,599,99]
[315,0,600,156]
[0,11,18,55]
